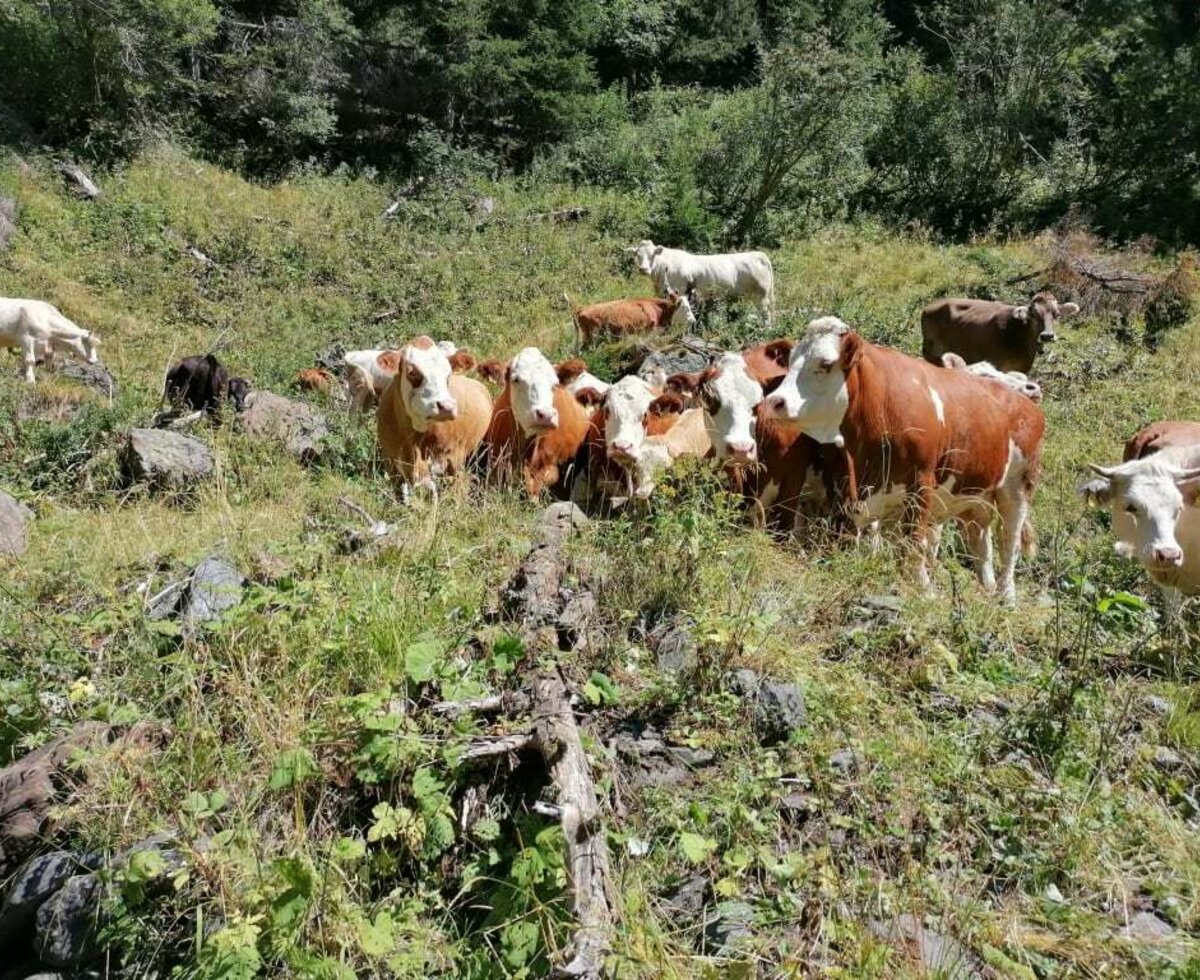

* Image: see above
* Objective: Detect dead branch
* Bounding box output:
[462,732,536,760]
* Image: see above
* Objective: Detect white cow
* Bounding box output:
[1082,444,1200,607]
[941,352,1042,403]
[1,299,100,383]
[627,240,775,324]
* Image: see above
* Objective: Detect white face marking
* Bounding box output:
[603,375,658,462]
[509,347,560,434]
[632,240,657,277]
[1099,460,1193,570]
[701,353,763,463]
[399,343,457,430]
[928,386,945,425]
[765,317,850,445]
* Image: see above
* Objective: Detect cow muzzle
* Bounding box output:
[433,399,458,421]
[724,441,757,464]
[531,408,559,430]
[1038,331,1056,344]
[1150,545,1184,569]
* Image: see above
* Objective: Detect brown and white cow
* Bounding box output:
[568,291,695,346]
[376,338,490,498]
[1081,423,1200,605]
[921,292,1080,374]
[553,358,610,399]
[483,347,596,499]
[940,352,1043,402]
[765,317,1045,601]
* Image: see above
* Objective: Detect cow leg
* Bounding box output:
[908,478,937,591]
[960,510,996,592]
[994,488,1028,604]
[20,334,37,383]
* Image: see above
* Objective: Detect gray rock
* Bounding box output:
[829,749,856,774]
[648,620,696,675]
[780,794,813,825]
[727,670,806,745]
[704,899,755,957]
[0,195,16,252]
[1144,695,1173,717]
[314,342,346,374]
[34,874,100,967]
[0,491,32,557]
[635,335,721,384]
[0,851,79,947]
[661,875,709,918]
[238,390,329,465]
[614,723,715,789]
[867,914,982,979]
[121,429,214,493]
[148,557,244,628]
[1120,910,1175,941]
[1152,746,1185,772]
[56,362,116,399]
[665,746,715,768]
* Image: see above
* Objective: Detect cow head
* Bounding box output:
[508,347,560,433]
[601,375,659,464]
[626,239,661,278]
[665,289,697,328]
[397,336,457,429]
[673,353,763,465]
[448,349,477,374]
[1084,458,1200,571]
[763,317,857,446]
[476,359,508,387]
[227,377,252,413]
[81,333,100,364]
[1013,291,1080,345]
[942,353,1043,402]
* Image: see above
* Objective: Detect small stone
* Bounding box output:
[0,195,16,252]
[626,838,650,858]
[56,361,117,399]
[665,746,715,768]
[704,899,755,957]
[1044,883,1065,903]
[829,749,856,774]
[1144,695,1172,717]
[313,342,346,373]
[867,914,981,979]
[729,669,760,697]
[1152,746,1185,772]
[751,680,807,745]
[34,873,100,967]
[121,429,214,494]
[183,557,246,628]
[238,391,329,465]
[649,620,696,676]
[661,875,709,918]
[0,491,32,557]
[1120,910,1175,941]
[780,794,813,825]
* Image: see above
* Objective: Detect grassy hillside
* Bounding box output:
[1,147,1199,978]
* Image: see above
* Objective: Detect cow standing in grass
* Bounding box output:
[627,240,775,325]
[1,298,100,384]
[921,292,1079,374]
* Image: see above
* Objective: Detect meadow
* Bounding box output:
[1,146,1199,978]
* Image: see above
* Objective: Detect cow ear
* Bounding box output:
[666,371,701,395]
[476,360,506,385]
[1059,302,1080,319]
[449,350,476,373]
[941,352,967,370]
[765,339,794,368]
[555,358,587,385]
[377,350,402,373]
[839,333,864,371]
[1078,476,1112,506]
[666,288,679,301]
[1012,306,1029,323]
[648,393,684,417]
[624,246,639,254]
[653,245,664,257]
[1088,463,1120,480]
[573,386,604,407]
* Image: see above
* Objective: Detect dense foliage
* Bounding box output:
[1,0,1197,244]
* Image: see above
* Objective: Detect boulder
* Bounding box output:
[56,362,116,400]
[1120,910,1175,941]
[0,851,82,948]
[121,429,214,493]
[0,195,16,252]
[238,390,329,465]
[34,874,100,967]
[636,342,713,385]
[0,491,32,557]
[0,723,112,878]
[729,670,807,745]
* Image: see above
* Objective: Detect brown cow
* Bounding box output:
[567,290,696,346]
[921,291,1080,374]
[1124,421,1200,461]
[482,347,597,499]
[295,367,335,392]
[376,338,491,497]
[765,317,1045,601]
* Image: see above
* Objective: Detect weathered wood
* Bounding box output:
[55,162,100,200]
[462,732,536,760]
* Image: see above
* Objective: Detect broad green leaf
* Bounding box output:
[404,639,442,683]
[680,831,717,864]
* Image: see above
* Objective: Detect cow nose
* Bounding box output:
[534,408,558,427]
[1153,545,1183,567]
[1039,331,1056,343]
[436,399,457,418]
[611,441,635,460]
[725,440,756,460]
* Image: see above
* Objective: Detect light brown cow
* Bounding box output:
[1124,421,1200,461]
[567,291,695,346]
[295,367,335,392]
[377,339,490,497]
[766,317,1046,601]
[482,347,596,499]
[921,291,1080,374]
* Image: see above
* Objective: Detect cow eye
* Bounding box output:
[1123,504,1137,516]
[407,368,423,385]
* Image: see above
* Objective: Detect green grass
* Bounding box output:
[1,146,1200,977]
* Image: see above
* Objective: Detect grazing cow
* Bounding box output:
[554,358,610,399]
[483,347,596,499]
[940,353,1043,402]
[165,354,251,415]
[1,298,100,384]
[1123,421,1200,461]
[627,240,775,324]
[765,317,1046,601]
[376,337,491,497]
[670,353,830,530]
[567,290,696,346]
[295,367,334,392]
[921,291,1080,374]
[1081,429,1200,604]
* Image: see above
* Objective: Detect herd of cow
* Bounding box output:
[2,239,1198,609]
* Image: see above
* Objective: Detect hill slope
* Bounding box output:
[1,148,1199,977]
